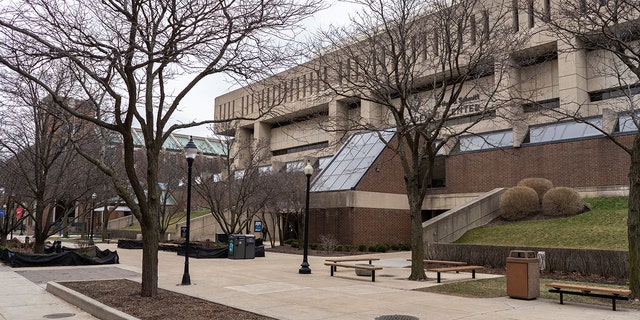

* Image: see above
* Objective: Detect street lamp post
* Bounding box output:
[90,193,97,244]
[181,136,198,285]
[299,160,314,274]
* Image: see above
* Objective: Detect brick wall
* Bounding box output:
[311,135,632,246]
[357,135,631,195]
[310,207,411,245]
[444,135,631,193]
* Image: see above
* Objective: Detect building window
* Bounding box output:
[234,170,245,180]
[528,0,534,28]
[617,112,640,133]
[526,117,603,144]
[427,156,446,189]
[272,141,329,156]
[482,10,490,40]
[522,98,560,113]
[512,0,519,32]
[285,161,304,172]
[470,15,477,45]
[589,84,640,102]
[454,130,513,153]
[543,0,551,22]
[258,165,271,174]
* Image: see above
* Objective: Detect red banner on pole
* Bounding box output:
[16,207,22,219]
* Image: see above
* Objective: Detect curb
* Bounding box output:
[46,281,139,320]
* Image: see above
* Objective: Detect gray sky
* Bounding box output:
[173,0,361,138]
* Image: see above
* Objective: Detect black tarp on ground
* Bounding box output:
[117,238,264,258]
[1,247,119,268]
[117,239,143,249]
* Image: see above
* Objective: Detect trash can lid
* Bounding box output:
[509,250,536,258]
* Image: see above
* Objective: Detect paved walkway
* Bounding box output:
[2,242,640,319]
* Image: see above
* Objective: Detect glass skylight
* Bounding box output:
[528,117,603,143]
[311,129,395,192]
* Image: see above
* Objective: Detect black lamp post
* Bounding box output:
[181,136,198,285]
[89,193,97,244]
[299,160,314,274]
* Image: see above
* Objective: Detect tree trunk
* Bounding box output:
[628,134,640,298]
[407,179,427,281]
[140,222,159,297]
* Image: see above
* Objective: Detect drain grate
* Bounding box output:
[375,315,419,320]
[43,313,76,319]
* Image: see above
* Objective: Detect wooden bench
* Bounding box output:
[545,282,631,311]
[427,265,484,283]
[407,259,467,267]
[324,262,383,282]
[325,258,380,272]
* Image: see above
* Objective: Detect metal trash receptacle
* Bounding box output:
[228,234,246,259]
[506,250,540,299]
[244,234,256,259]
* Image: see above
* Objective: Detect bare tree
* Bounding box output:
[309,0,524,280]
[0,0,319,296]
[193,134,273,236]
[0,71,100,253]
[526,0,640,296]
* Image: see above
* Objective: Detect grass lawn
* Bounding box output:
[417,276,639,310]
[454,196,628,250]
[424,196,638,308]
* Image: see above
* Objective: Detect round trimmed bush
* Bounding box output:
[517,178,553,202]
[500,186,540,220]
[542,187,585,216]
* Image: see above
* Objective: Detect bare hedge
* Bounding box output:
[517,178,553,201]
[542,187,585,216]
[499,186,539,220]
[426,243,628,279]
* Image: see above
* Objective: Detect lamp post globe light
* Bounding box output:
[181,136,198,285]
[90,193,97,244]
[299,160,314,274]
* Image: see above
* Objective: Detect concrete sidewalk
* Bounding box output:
[2,243,640,320]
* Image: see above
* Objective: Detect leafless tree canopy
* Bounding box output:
[527,0,640,297]
[0,0,320,297]
[308,0,527,280]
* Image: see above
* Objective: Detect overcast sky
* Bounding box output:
[172,0,361,138]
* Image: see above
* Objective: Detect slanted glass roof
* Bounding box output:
[618,113,639,132]
[528,117,603,143]
[458,130,513,152]
[311,129,395,192]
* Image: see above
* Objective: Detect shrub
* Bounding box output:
[319,234,338,254]
[542,187,585,216]
[368,245,377,252]
[375,244,389,252]
[390,244,400,250]
[398,242,411,250]
[290,240,299,248]
[358,244,367,252]
[517,178,553,202]
[500,186,540,220]
[309,243,320,250]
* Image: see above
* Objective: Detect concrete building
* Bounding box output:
[213,1,637,246]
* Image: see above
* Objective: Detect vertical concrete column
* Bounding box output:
[557,38,591,115]
[360,99,384,128]
[234,127,252,168]
[493,56,525,147]
[494,57,521,119]
[253,121,272,159]
[328,100,349,147]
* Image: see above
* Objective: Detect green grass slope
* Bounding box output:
[454,196,628,250]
